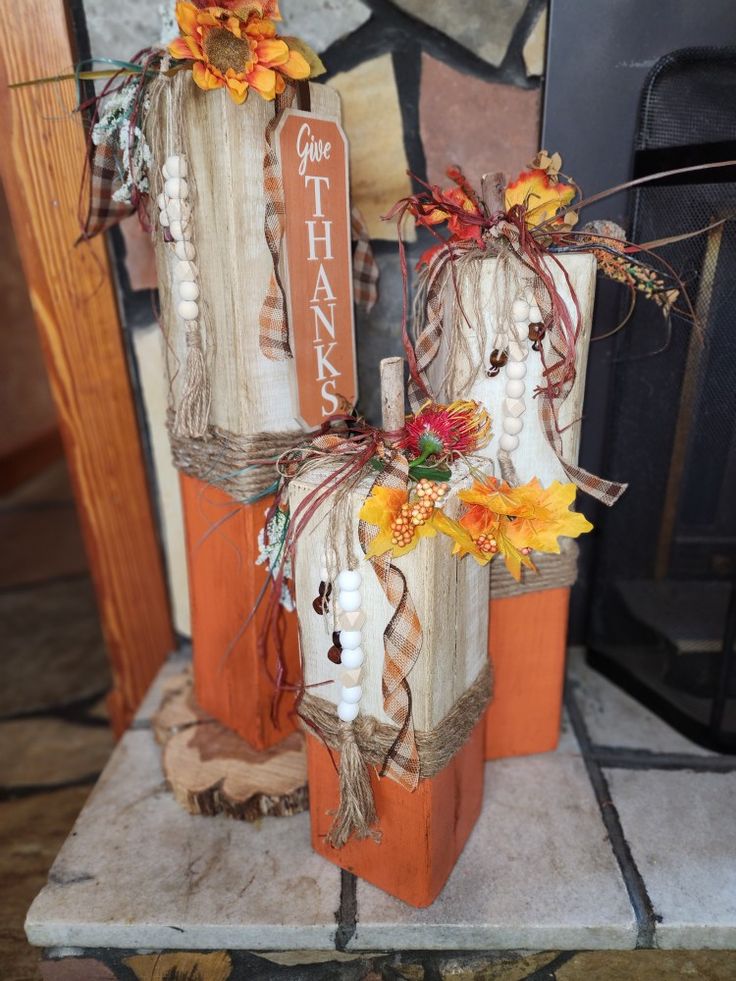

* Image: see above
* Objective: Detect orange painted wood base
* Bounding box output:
[307,719,486,908]
[485,587,570,760]
[180,474,300,750]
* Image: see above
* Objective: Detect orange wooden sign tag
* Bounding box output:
[276,108,358,429]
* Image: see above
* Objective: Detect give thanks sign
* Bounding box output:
[276,108,358,428]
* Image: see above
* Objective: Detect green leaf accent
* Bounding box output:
[408,465,452,481]
[281,36,326,78]
[369,458,385,472]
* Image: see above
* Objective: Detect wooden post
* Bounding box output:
[148,78,344,746]
[447,253,597,758]
[0,0,173,732]
[290,361,489,906]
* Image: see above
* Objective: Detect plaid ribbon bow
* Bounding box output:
[358,452,422,791]
[259,86,298,360]
[351,207,379,312]
[81,139,137,240]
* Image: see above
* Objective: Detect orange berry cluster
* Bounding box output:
[475,534,499,555]
[390,480,448,548]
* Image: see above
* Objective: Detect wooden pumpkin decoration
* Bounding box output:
[146,73,355,748]
[288,360,491,906]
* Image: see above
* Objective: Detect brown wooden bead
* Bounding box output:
[327,645,342,664]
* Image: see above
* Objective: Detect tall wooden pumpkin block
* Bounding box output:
[448,253,597,759]
[148,77,343,745]
[179,475,300,749]
[290,466,490,906]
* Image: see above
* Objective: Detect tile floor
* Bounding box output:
[25,648,736,960]
[4,462,736,979]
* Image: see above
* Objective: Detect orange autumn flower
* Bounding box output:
[504,168,576,228]
[416,167,485,265]
[169,1,310,104]
[445,476,592,580]
[359,484,444,559]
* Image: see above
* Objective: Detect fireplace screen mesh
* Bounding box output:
[587,48,736,750]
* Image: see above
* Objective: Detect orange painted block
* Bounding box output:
[485,587,570,760]
[307,719,486,908]
[180,474,299,750]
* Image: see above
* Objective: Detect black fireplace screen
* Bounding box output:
[587,48,736,751]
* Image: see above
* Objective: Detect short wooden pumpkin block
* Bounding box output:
[290,466,490,906]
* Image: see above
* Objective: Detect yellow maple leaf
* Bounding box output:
[505,479,592,554]
[359,485,439,559]
[505,168,576,227]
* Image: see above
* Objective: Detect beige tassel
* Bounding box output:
[325,723,380,849]
[173,325,211,439]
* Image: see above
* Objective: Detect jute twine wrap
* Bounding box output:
[168,413,305,502]
[490,538,578,597]
[299,661,492,848]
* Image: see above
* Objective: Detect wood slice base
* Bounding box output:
[306,718,486,908]
[153,671,308,820]
[485,587,570,760]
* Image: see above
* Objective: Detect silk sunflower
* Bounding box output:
[169,1,310,104]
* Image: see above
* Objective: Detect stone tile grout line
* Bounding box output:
[334,869,359,950]
[564,684,660,948]
[591,746,736,773]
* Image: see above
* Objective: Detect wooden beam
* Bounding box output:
[0,0,173,731]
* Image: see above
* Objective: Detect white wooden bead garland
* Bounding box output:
[157,155,202,337]
[498,292,531,456]
[336,568,363,723]
[158,153,211,439]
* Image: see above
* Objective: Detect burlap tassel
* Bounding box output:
[173,324,211,439]
[325,723,380,849]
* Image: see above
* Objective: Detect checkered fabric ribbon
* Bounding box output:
[358,452,422,791]
[81,138,136,240]
[351,207,379,312]
[259,86,297,361]
[537,342,627,506]
[407,246,455,411]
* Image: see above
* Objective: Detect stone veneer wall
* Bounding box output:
[82,0,548,424]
